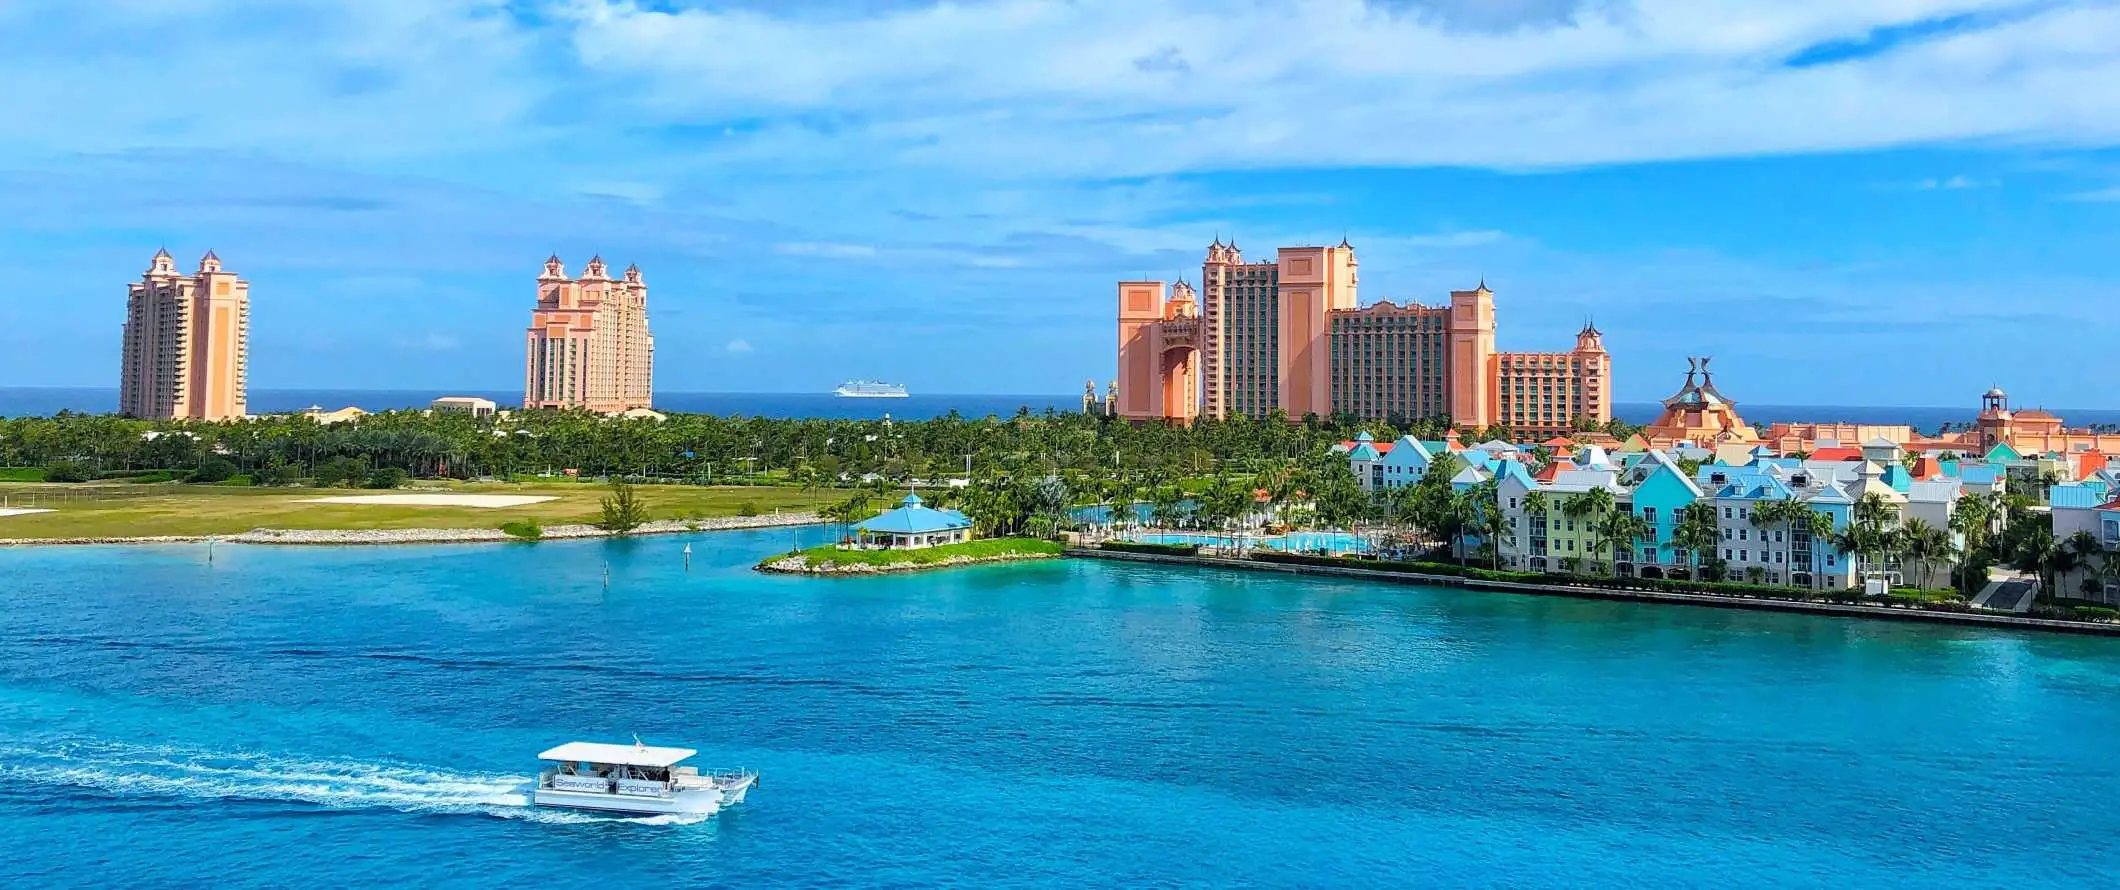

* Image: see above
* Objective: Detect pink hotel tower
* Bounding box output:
[1117,238,1610,436]
[120,249,250,420]
[524,255,654,412]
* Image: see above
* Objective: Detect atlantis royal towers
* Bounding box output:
[120,249,250,420]
[525,255,654,412]
[1117,239,1609,436]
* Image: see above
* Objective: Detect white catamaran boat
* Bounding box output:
[835,380,910,398]
[533,741,760,816]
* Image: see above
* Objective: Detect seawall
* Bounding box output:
[1067,548,2120,638]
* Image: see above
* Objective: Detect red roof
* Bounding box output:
[1541,436,1577,448]
[1339,439,1395,454]
[1908,455,1943,480]
[1809,446,1863,462]
[1532,458,1575,482]
[2075,450,2107,481]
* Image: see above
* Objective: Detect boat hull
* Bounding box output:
[531,787,722,816]
[835,392,909,398]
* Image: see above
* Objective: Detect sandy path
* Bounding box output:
[299,494,560,508]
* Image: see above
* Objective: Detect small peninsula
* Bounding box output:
[757,537,1061,575]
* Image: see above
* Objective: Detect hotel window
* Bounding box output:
[1724,549,1733,561]
[1739,550,1748,562]
[1722,528,1732,540]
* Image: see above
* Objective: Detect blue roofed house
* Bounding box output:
[1381,435,1440,490]
[1345,433,1441,494]
[2051,482,2118,603]
[1694,462,1859,589]
[1624,450,1703,580]
[855,494,974,549]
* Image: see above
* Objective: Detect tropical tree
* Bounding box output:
[1671,503,1721,580]
[1897,517,1953,590]
[1521,489,1551,571]
[597,477,649,534]
[1562,486,1616,575]
[1470,478,1508,570]
[1595,508,1652,579]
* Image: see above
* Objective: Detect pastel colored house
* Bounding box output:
[1623,450,1704,579]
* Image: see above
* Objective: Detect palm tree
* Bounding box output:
[1671,503,1721,581]
[1795,507,1836,589]
[1596,509,1651,579]
[1471,478,1508,570]
[1897,518,1951,590]
[2062,530,2105,600]
[1521,490,1551,571]
[1563,486,1616,575]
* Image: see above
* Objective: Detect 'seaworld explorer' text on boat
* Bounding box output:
[533,740,759,816]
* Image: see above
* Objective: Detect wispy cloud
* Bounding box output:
[726,339,754,355]
[392,332,461,352]
[2064,186,2120,202]
[774,241,879,259]
[1915,174,1995,190]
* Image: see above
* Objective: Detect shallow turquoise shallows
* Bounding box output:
[5,529,2120,888]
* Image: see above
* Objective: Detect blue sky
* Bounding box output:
[3,0,2118,407]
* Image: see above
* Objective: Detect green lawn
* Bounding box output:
[768,537,1061,569]
[0,480,855,539]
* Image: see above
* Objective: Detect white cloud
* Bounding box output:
[0,0,545,162]
[2064,185,2120,202]
[774,241,879,259]
[726,339,754,354]
[557,0,2120,176]
[1916,174,1995,190]
[392,332,462,351]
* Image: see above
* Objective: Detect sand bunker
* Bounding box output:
[0,507,55,518]
[301,494,558,509]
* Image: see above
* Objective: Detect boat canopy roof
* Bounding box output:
[538,742,697,768]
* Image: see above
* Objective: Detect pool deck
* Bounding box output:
[1068,548,2120,639]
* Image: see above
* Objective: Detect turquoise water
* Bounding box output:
[5,529,2120,887]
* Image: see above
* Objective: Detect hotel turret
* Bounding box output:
[524,255,654,413]
[1116,237,1611,436]
[119,249,250,420]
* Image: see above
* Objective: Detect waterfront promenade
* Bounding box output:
[1070,547,2120,638]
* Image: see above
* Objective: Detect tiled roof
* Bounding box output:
[1809,447,1863,462]
[857,495,974,534]
[2050,483,2111,509]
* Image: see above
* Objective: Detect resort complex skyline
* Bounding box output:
[1115,239,1610,435]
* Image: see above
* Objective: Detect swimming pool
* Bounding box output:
[1128,532,1372,553]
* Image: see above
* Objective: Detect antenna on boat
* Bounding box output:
[633,734,645,750]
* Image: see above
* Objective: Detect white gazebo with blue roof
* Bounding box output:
[853,494,974,550]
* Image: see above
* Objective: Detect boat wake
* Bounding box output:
[0,741,710,825]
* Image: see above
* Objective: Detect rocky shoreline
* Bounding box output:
[757,550,1059,575]
[0,513,823,548]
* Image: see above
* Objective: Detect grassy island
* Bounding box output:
[758,537,1062,574]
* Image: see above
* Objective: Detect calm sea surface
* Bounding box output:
[3,530,2119,887]
[6,387,2118,429]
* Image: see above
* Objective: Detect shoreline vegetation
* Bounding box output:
[1077,544,2120,637]
[758,537,1062,575]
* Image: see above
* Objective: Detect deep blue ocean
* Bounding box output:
[6,386,2118,429]
[4,529,2120,887]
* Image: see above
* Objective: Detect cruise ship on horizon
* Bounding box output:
[835,380,910,398]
